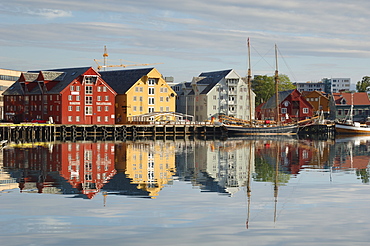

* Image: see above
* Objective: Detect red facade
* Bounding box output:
[256,89,314,122]
[4,67,117,124]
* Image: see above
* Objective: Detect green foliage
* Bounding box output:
[356,76,370,92]
[253,156,290,184]
[356,169,370,183]
[252,74,296,105]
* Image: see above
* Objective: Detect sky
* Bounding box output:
[1,0,370,86]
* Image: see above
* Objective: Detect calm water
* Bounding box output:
[1,136,370,246]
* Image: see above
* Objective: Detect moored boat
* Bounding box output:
[335,121,370,134]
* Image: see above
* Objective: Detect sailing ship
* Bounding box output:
[222,40,299,135]
[335,93,370,134]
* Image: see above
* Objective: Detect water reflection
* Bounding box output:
[1,136,370,199]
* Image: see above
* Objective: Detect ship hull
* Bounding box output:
[223,124,299,135]
[335,123,370,135]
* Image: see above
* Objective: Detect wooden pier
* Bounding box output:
[0,123,227,142]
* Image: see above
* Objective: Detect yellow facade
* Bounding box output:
[116,68,177,123]
[304,91,330,114]
[121,141,176,198]
[0,68,23,120]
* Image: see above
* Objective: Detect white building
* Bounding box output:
[173,69,255,122]
[294,77,352,94]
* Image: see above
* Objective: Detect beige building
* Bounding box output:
[0,68,23,120]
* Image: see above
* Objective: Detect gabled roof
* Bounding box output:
[196,69,233,94]
[332,92,370,105]
[21,72,39,82]
[38,67,92,94]
[99,68,154,94]
[261,90,295,109]
[3,67,92,96]
[39,71,66,81]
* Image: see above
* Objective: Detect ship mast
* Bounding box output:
[247,38,253,125]
[274,44,280,125]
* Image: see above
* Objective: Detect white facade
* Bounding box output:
[174,69,255,122]
[329,78,351,93]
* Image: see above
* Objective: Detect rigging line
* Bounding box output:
[276,46,298,81]
[251,45,275,72]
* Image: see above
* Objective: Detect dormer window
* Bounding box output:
[84,76,97,84]
[148,78,156,85]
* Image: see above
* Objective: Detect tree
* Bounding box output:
[356,76,370,92]
[252,74,295,105]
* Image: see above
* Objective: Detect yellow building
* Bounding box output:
[100,68,177,123]
[0,68,23,120]
[302,90,330,115]
[115,141,176,198]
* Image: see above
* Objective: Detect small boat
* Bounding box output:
[335,121,370,134]
[335,93,370,135]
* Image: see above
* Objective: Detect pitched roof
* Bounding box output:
[196,69,232,94]
[332,92,370,105]
[99,68,154,94]
[3,67,91,96]
[261,90,295,109]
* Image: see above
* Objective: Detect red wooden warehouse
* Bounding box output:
[256,89,314,122]
[3,67,116,124]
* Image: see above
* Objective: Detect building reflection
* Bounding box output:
[1,136,369,199]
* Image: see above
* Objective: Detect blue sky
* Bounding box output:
[1,0,370,85]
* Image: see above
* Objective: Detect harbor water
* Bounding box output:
[1,136,370,246]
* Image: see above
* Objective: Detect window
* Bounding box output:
[70,86,74,91]
[97,106,101,112]
[85,106,93,115]
[76,96,80,101]
[303,108,309,114]
[140,96,143,102]
[160,106,163,112]
[85,96,92,105]
[133,106,137,111]
[84,76,97,84]
[148,87,155,95]
[148,107,154,113]
[105,96,109,101]
[133,96,137,101]
[68,95,72,101]
[105,106,109,111]
[68,116,72,122]
[97,86,101,92]
[97,116,101,122]
[148,97,155,105]
[76,116,80,122]
[213,95,216,100]
[68,106,73,111]
[160,97,163,102]
[281,108,287,114]
[76,106,80,111]
[85,86,93,94]
[105,116,109,122]
[103,86,107,92]
[166,106,169,112]
[148,79,156,85]
[76,86,80,91]
[213,105,216,110]
[140,106,143,111]
[97,96,101,101]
